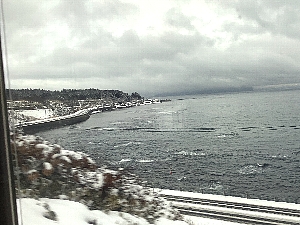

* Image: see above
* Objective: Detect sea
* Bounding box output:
[36,89,300,203]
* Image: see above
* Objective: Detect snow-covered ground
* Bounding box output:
[17,190,300,225]
[16,109,54,120]
[17,198,243,225]
[9,109,54,125]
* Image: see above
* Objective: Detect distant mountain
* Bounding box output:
[253,84,300,92]
[154,86,254,97]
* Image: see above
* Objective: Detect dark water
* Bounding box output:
[36,90,300,203]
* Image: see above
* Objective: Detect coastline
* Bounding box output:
[15,109,91,134]
[13,98,168,134]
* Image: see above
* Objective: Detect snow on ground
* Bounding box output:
[17,198,243,225]
[16,109,53,120]
[183,216,245,225]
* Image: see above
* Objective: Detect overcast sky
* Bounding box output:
[3,0,300,96]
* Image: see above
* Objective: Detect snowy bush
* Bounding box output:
[10,133,182,223]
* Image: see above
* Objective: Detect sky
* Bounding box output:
[2,0,300,96]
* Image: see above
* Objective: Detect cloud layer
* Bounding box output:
[3,0,300,96]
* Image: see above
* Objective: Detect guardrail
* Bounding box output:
[159,192,300,224]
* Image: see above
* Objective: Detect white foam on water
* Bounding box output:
[114,141,142,148]
[174,151,204,156]
[119,159,132,163]
[136,159,154,163]
[238,165,263,175]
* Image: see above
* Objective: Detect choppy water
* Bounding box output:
[36,90,300,203]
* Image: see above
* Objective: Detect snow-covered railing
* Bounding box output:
[159,189,300,224]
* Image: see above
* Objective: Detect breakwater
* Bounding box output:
[15,109,90,134]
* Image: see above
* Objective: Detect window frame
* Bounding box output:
[0,32,18,225]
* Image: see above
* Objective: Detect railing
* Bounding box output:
[159,191,300,225]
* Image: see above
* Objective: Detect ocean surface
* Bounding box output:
[36,90,300,203]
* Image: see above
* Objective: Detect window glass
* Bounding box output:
[3,1,300,225]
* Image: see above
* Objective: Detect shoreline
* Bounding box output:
[15,109,91,134]
[14,99,168,134]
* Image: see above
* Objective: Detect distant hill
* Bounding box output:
[253,84,300,92]
[154,86,254,97]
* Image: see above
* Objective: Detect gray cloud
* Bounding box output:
[216,0,300,39]
[4,0,300,96]
[165,7,195,30]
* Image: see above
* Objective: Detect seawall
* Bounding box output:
[15,109,90,134]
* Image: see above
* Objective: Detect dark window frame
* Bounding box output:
[0,32,18,225]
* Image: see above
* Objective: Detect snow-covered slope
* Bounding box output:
[17,198,243,225]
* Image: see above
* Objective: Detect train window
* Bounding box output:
[0,38,18,225]
[2,1,300,225]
